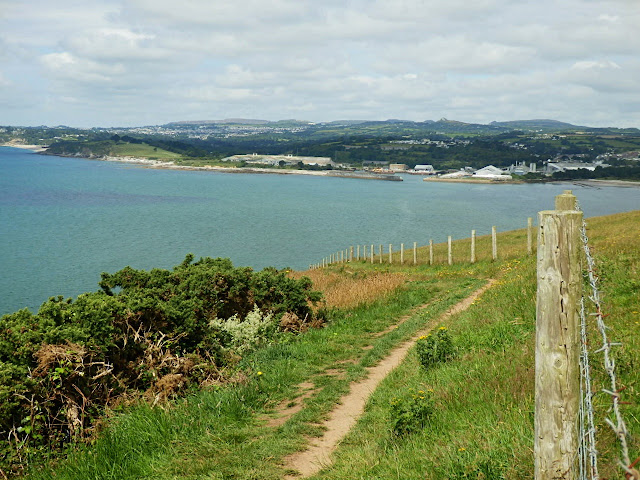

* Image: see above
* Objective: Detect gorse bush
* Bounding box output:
[389,389,434,436]
[416,326,455,370]
[0,255,322,475]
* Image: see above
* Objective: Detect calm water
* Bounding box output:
[1,146,639,315]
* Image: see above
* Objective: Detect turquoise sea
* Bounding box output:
[1,146,639,315]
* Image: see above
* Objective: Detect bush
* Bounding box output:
[389,389,434,436]
[0,255,323,474]
[416,326,455,370]
[210,305,277,355]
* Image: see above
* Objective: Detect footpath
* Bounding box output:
[281,280,496,478]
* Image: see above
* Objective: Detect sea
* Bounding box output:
[1,145,639,316]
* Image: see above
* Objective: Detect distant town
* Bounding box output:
[2,118,639,182]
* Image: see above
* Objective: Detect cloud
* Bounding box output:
[0,72,10,87]
[1,0,639,127]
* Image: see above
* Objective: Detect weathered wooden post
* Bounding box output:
[370,244,374,264]
[400,243,404,265]
[413,242,417,265]
[379,244,383,264]
[357,245,360,260]
[556,190,577,211]
[429,239,433,265]
[389,244,393,264]
[322,258,326,268]
[350,246,354,262]
[471,229,476,263]
[341,251,344,263]
[528,217,533,255]
[492,226,497,261]
[447,236,452,265]
[534,191,582,480]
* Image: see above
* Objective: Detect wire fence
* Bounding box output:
[578,206,637,480]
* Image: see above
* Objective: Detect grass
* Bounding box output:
[25,210,640,479]
[109,142,183,160]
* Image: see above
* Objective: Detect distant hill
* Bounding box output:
[155,118,640,136]
[166,118,314,127]
[489,119,581,132]
[167,118,272,125]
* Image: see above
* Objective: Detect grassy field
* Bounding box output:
[109,142,183,160]
[25,209,640,480]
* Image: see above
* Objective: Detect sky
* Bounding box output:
[1,0,639,128]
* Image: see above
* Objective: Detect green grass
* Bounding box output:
[28,275,482,480]
[109,142,183,160]
[25,210,640,480]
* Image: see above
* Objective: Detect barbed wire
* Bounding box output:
[579,295,600,480]
[578,212,634,478]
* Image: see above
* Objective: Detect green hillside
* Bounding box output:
[7,207,640,480]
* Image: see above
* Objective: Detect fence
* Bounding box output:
[308,218,535,270]
[534,190,637,480]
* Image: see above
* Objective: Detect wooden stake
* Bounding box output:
[401,243,404,264]
[447,236,452,265]
[534,192,582,480]
[429,239,433,265]
[528,217,533,255]
[389,244,393,264]
[492,226,497,261]
[413,242,417,265]
[471,229,476,263]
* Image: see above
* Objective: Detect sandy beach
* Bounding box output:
[1,142,49,153]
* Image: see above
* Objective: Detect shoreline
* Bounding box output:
[1,142,49,153]
[4,144,639,187]
[34,149,402,181]
[423,176,523,185]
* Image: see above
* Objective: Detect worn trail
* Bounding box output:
[283,280,496,478]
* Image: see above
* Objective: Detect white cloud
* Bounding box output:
[0,0,639,127]
[0,72,10,87]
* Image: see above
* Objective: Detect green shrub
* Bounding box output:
[389,389,434,436]
[0,255,322,474]
[416,326,455,370]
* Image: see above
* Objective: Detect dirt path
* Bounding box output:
[282,280,496,478]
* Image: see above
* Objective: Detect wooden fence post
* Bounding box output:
[534,191,582,480]
[528,217,533,255]
[389,244,393,264]
[401,243,404,265]
[492,226,498,261]
[429,239,433,265]
[447,236,452,265]
[357,245,360,260]
[413,242,417,265]
[370,244,374,263]
[350,246,354,262]
[379,244,383,263]
[471,230,476,264]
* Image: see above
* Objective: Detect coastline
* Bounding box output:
[25,148,402,181]
[423,176,523,185]
[1,142,49,153]
[4,144,638,187]
[566,179,640,188]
